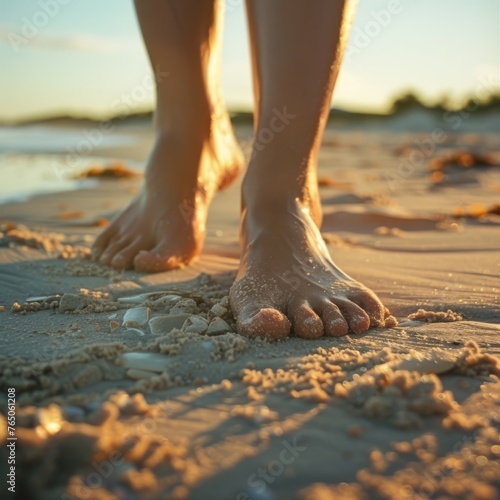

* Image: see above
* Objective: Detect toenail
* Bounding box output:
[330,318,345,328]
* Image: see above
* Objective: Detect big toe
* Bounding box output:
[236,307,291,340]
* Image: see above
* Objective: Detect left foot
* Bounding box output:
[230,178,390,340]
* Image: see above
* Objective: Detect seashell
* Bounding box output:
[109,320,120,331]
[182,315,208,334]
[147,294,182,310]
[26,295,61,303]
[149,314,191,335]
[206,317,231,336]
[117,293,153,304]
[121,352,170,373]
[122,306,150,328]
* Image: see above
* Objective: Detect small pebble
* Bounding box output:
[149,314,191,335]
[207,317,231,336]
[170,298,198,315]
[59,293,87,312]
[109,320,120,331]
[347,425,363,438]
[210,304,228,318]
[182,315,208,334]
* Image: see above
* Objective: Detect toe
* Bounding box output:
[236,307,291,340]
[134,251,183,273]
[320,301,349,337]
[111,239,145,270]
[349,287,385,327]
[134,238,198,273]
[290,302,324,339]
[99,238,129,266]
[333,299,371,334]
[91,228,114,261]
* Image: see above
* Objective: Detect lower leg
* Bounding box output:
[92,0,243,271]
[231,0,390,339]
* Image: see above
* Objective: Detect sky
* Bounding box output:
[0,0,498,121]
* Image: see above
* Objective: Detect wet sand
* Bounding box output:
[0,123,499,499]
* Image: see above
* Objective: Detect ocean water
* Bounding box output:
[0,125,141,205]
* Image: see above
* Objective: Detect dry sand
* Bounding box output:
[0,124,499,500]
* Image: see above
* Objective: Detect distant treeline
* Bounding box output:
[390,91,500,115]
[3,91,499,126]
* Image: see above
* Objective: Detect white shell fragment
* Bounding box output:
[182,315,208,334]
[394,350,460,375]
[117,293,150,304]
[149,314,192,335]
[122,306,150,328]
[149,294,182,310]
[206,317,231,336]
[26,295,61,303]
[121,352,171,373]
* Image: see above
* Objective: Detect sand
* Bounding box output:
[0,122,499,500]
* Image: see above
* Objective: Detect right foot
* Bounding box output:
[92,116,243,272]
[229,167,390,340]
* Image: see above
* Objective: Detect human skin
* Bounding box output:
[92,0,390,339]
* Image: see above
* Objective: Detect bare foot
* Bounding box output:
[230,178,390,340]
[92,117,243,272]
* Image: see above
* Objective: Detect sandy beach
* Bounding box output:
[0,117,499,500]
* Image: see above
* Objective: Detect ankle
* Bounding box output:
[243,165,318,202]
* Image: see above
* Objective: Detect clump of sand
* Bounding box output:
[0,393,189,499]
[335,367,457,428]
[0,223,91,259]
[408,308,463,323]
[242,342,499,429]
[45,258,123,280]
[10,289,120,315]
[300,417,500,500]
